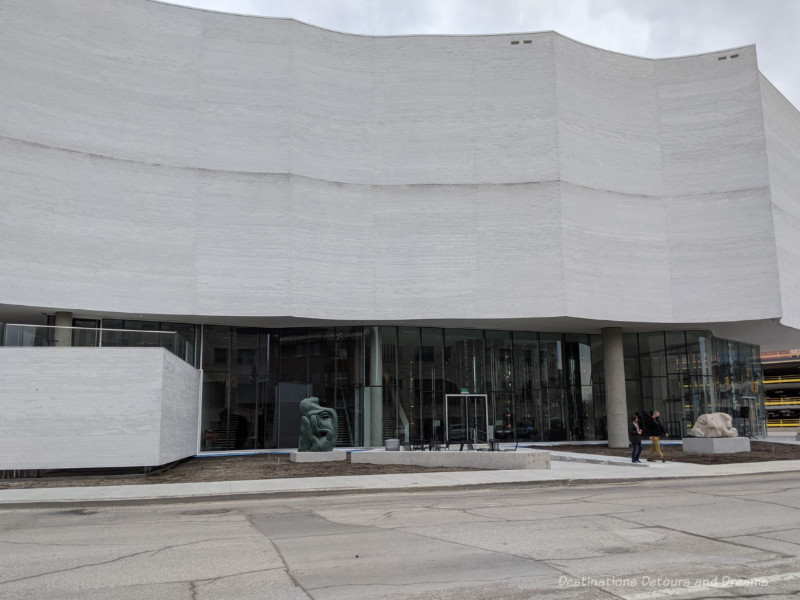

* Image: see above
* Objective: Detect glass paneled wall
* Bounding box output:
[200,326,366,451]
[193,326,611,448]
[8,316,763,448]
[621,331,763,437]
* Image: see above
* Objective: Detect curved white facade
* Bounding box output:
[2,0,800,347]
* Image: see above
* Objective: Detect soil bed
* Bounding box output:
[0,454,483,490]
[530,440,800,465]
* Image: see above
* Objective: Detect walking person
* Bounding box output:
[629,414,643,463]
[646,410,669,462]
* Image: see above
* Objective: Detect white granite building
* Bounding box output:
[1,0,799,470]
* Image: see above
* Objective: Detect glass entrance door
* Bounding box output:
[444,394,489,445]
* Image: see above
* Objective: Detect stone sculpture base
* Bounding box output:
[290,451,347,463]
[683,437,750,454]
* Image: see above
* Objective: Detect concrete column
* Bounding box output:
[602,327,628,448]
[369,327,384,447]
[53,311,73,347]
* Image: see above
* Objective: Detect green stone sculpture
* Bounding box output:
[298,397,338,452]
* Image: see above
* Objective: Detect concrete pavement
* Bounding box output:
[2,435,799,508]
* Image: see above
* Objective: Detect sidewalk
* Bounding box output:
[2,440,799,508]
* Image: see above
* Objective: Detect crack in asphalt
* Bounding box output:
[243,511,314,599]
[0,536,246,586]
[305,572,555,592]
[607,514,796,561]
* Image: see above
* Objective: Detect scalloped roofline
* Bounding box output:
[147,0,755,63]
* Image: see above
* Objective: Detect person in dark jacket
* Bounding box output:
[646,410,668,462]
[629,414,643,463]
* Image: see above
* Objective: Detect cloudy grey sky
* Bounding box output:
[162,0,800,110]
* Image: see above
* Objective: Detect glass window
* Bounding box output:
[539,333,563,388]
[541,387,566,441]
[279,328,308,383]
[625,379,641,419]
[564,334,592,387]
[309,328,333,401]
[513,332,540,390]
[101,318,124,347]
[383,327,399,389]
[486,330,515,439]
[485,331,514,393]
[71,318,98,347]
[420,328,444,441]
[514,387,540,442]
[444,329,485,394]
[667,372,691,436]
[365,327,399,442]
[329,327,365,446]
[623,333,639,380]
[333,327,364,387]
[203,325,231,372]
[563,335,593,441]
[201,371,230,451]
[397,327,421,441]
[513,332,540,441]
[639,332,666,377]
[665,331,687,374]
[233,328,259,375]
[686,331,713,378]
[640,376,668,415]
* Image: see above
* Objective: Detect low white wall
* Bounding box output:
[290,451,347,463]
[0,347,200,470]
[351,450,550,470]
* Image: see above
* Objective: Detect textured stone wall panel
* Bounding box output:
[0,348,199,470]
[0,0,796,333]
[761,76,800,332]
[159,351,201,465]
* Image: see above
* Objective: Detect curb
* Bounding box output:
[0,471,776,510]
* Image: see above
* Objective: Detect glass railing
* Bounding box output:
[1,324,197,367]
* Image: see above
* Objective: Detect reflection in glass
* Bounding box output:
[639,332,666,377]
[444,330,485,394]
[486,331,514,441]
[420,328,445,442]
[539,334,563,388]
[127,320,769,449]
[513,332,540,441]
[397,327,420,442]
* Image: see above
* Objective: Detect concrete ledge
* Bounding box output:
[351,450,550,470]
[289,451,347,463]
[548,451,649,467]
[683,437,751,454]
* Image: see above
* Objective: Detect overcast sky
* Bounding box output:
[161,0,800,110]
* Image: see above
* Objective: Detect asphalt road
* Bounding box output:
[1,473,799,599]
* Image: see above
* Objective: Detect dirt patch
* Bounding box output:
[2,440,798,490]
[531,440,800,465]
[0,454,483,490]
